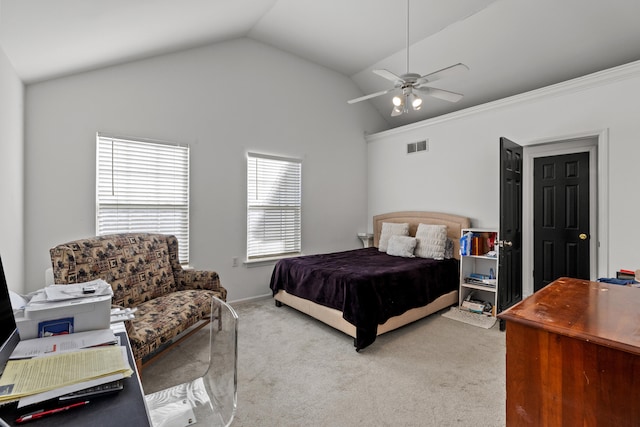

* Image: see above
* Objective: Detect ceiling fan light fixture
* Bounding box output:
[409,93,422,110]
[392,95,403,107]
[391,105,403,117]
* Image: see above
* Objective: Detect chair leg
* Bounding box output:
[136,358,143,378]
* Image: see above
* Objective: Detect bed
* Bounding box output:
[270,211,471,350]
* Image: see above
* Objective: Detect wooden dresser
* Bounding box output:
[498,277,640,426]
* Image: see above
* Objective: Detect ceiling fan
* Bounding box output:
[348,0,469,117]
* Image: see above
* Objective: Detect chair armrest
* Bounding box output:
[176,269,227,300]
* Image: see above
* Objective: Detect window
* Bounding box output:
[96,133,190,263]
[247,153,302,260]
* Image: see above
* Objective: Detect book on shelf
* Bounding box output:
[464,276,497,288]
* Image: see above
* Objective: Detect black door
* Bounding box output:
[533,152,590,291]
[499,137,523,313]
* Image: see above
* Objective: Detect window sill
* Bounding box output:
[244,253,302,268]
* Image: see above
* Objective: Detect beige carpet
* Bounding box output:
[142,298,506,427]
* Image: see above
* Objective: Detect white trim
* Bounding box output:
[246,151,302,164]
[243,253,303,268]
[228,294,272,305]
[522,130,608,297]
[97,131,189,149]
[365,60,640,142]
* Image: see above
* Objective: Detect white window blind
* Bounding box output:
[96,133,190,263]
[247,153,302,260]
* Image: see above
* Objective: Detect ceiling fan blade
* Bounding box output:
[373,69,404,84]
[415,86,464,103]
[347,88,394,104]
[416,63,469,85]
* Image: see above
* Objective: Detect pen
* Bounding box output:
[15,400,89,423]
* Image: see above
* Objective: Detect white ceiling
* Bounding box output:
[2,0,640,129]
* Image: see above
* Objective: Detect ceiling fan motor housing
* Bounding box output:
[398,73,421,86]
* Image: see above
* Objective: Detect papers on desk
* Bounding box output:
[9,291,27,312]
[0,345,133,405]
[17,358,127,408]
[29,279,113,304]
[10,329,118,359]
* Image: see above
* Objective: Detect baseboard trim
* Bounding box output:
[229,293,272,305]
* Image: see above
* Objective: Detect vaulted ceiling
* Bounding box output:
[2,0,640,129]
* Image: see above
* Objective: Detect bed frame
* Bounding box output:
[274,211,471,341]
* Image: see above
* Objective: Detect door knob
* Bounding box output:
[579,233,588,240]
[498,240,513,248]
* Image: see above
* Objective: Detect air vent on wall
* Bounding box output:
[407,140,428,154]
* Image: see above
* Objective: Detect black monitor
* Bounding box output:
[0,255,20,375]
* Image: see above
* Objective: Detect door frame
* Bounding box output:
[522,129,609,297]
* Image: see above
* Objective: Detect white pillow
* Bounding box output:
[378,222,409,252]
[386,235,417,258]
[414,223,448,259]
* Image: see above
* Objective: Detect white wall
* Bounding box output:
[0,45,24,293]
[367,61,640,280]
[24,37,386,299]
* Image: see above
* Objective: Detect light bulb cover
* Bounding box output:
[407,92,422,109]
[392,96,403,107]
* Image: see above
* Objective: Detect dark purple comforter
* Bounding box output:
[269,247,459,350]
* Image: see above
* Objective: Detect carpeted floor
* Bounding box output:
[142,298,506,427]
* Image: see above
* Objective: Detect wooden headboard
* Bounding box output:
[372,211,471,260]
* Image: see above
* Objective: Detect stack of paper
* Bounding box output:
[0,342,132,407]
[29,279,113,304]
[10,329,118,359]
